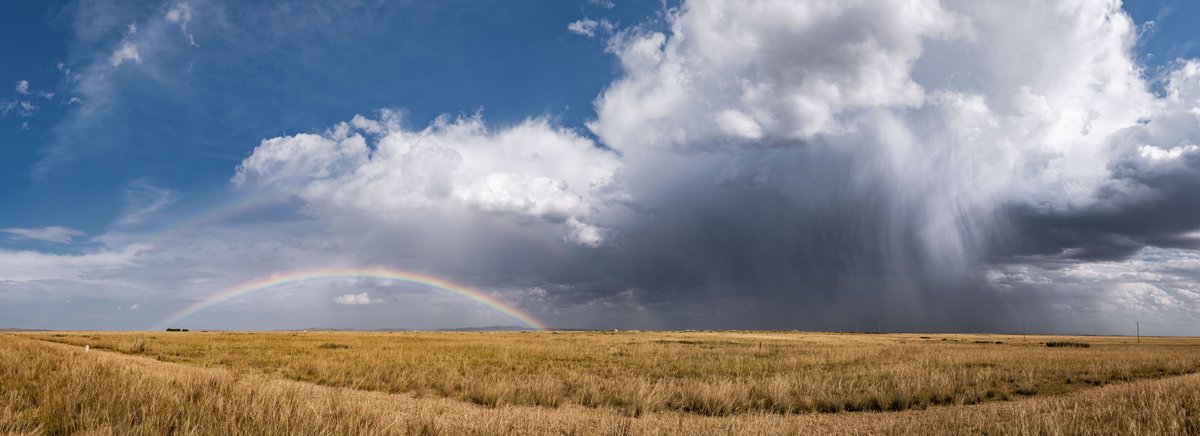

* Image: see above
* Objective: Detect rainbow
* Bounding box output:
[140,191,288,248]
[152,267,547,331]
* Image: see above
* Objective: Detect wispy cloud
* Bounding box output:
[0,101,37,117]
[165,3,197,47]
[1,226,86,244]
[115,179,175,226]
[109,24,142,67]
[36,2,202,175]
[568,18,614,38]
[2,76,55,124]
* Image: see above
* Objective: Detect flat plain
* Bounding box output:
[3,331,1199,435]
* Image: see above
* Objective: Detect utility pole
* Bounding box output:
[1022,321,1026,342]
[1136,321,1140,344]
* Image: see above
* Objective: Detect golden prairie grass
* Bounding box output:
[29,331,1200,416]
[3,333,1200,435]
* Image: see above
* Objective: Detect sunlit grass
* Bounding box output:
[4,332,1200,435]
[29,330,1200,416]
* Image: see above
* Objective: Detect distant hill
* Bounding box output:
[436,325,539,332]
[287,325,541,332]
[0,328,52,332]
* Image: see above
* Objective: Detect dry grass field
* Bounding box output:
[3,331,1199,435]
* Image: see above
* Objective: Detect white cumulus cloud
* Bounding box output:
[334,292,381,305]
[235,111,623,246]
[591,0,962,151]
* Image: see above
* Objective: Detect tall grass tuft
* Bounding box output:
[128,338,147,353]
[1045,341,1090,348]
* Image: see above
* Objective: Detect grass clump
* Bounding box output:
[1045,341,1090,348]
[127,338,147,353]
[317,342,351,349]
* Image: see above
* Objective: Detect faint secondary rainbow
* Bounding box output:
[152,267,547,331]
[139,191,289,248]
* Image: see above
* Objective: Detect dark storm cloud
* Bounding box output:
[229,0,1200,331]
[996,118,1200,263]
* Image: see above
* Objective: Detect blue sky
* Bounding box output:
[0,0,664,240]
[3,1,1200,333]
[1126,1,1200,73]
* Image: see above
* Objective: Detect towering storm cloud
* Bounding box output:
[223,0,1200,331]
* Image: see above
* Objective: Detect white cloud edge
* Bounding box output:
[568,18,614,38]
[334,292,382,305]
